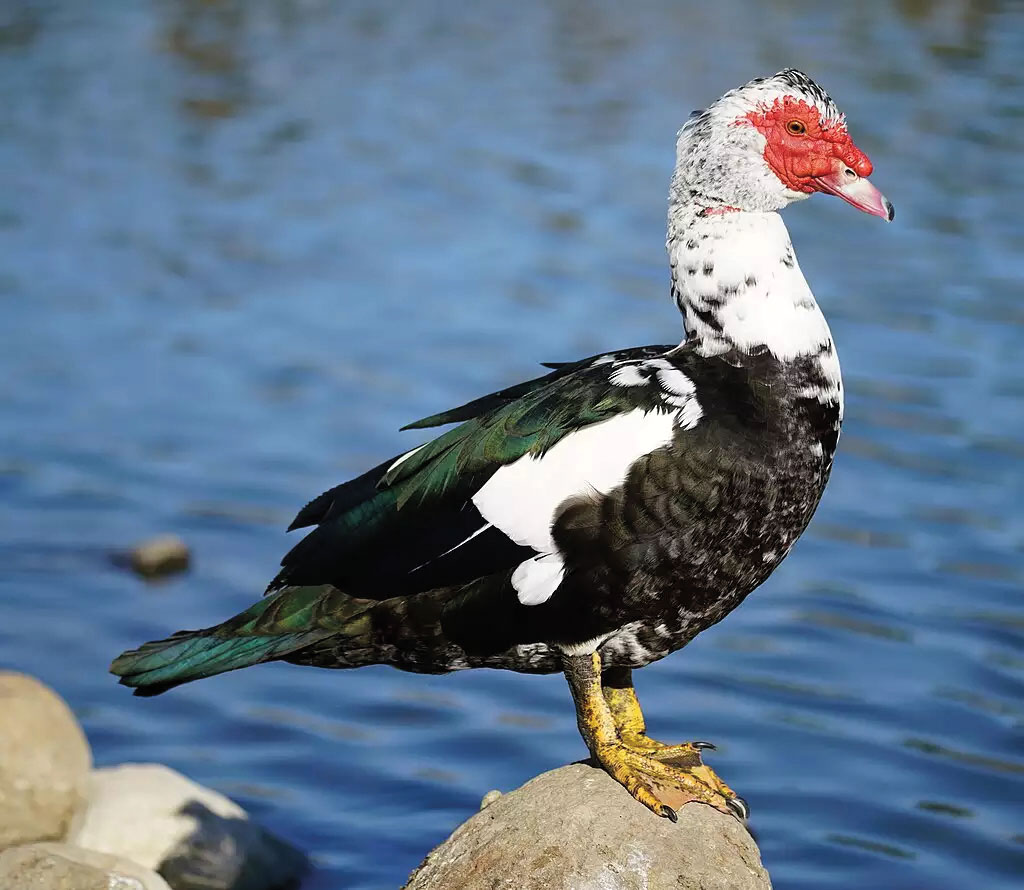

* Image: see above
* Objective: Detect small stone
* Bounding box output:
[120,535,191,580]
[479,790,502,810]
[404,763,772,890]
[0,672,92,849]
[70,764,307,890]
[0,842,171,890]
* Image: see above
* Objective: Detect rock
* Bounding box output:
[0,842,171,890]
[118,535,191,580]
[0,672,92,849]
[70,764,306,890]
[479,789,502,810]
[404,763,772,890]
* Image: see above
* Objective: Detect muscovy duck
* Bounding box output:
[113,69,892,822]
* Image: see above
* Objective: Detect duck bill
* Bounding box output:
[814,170,894,222]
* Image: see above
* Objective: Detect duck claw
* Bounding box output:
[726,795,750,822]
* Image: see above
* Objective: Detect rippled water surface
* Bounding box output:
[2,2,1023,888]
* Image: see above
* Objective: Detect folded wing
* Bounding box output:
[269,347,679,601]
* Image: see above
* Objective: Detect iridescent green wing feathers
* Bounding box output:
[270,351,668,595]
[380,361,663,508]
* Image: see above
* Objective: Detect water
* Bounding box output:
[1,1,1022,887]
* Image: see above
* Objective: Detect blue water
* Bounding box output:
[2,2,1023,888]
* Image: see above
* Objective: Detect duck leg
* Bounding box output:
[563,652,747,821]
[602,666,674,752]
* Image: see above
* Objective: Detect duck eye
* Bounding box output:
[786,120,807,136]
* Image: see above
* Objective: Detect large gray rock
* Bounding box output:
[0,672,92,849]
[404,763,772,890]
[70,764,306,890]
[0,842,171,890]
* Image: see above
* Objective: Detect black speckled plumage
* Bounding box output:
[111,68,879,709]
[112,337,841,692]
[278,345,840,676]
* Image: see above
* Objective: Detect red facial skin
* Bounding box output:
[744,97,873,194]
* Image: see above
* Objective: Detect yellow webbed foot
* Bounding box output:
[589,663,748,821]
[591,741,681,820]
[590,739,746,820]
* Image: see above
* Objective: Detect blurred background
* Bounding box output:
[1,0,1022,887]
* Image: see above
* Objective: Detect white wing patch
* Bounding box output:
[653,362,693,403]
[476,365,704,604]
[678,399,703,430]
[472,407,679,553]
[610,364,648,387]
[512,553,565,605]
[603,359,703,428]
[656,365,703,428]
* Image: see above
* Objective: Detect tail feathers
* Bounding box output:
[111,628,325,696]
[111,584,357,696]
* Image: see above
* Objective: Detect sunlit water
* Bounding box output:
[2,2,1022,888]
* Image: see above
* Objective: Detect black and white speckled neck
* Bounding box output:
[666,202,844,425]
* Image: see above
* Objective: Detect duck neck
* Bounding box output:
[666,203,834,359]
[666,201,843,418]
